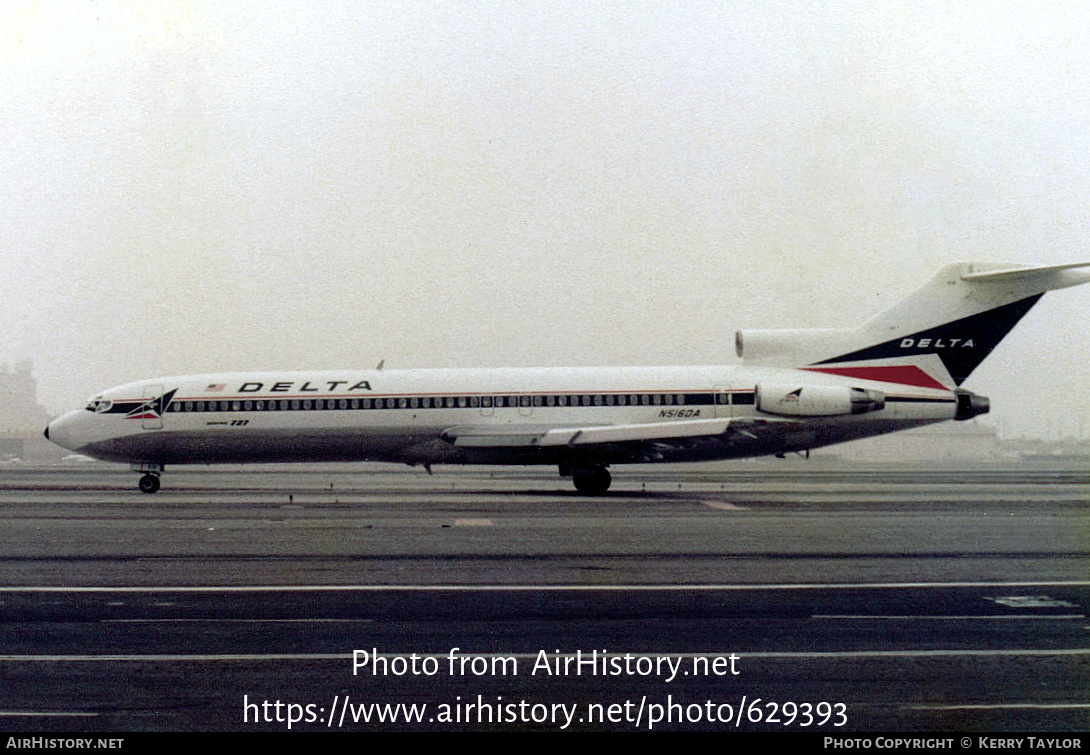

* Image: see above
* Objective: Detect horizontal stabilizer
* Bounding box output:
[960,261,1090,284]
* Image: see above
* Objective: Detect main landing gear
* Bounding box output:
[570,466,611,495]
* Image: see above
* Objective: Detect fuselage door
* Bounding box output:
[714,384,732,419]
[517,394,534,417]
[480,395,495,417]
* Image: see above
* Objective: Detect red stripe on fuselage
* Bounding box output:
[802,365,950,391]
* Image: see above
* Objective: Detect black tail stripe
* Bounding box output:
[815,294,1043,386]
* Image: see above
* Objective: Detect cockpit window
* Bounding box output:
[85,397,113,414]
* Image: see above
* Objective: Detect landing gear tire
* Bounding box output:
[572,467,611,495]
[138,473,161,494]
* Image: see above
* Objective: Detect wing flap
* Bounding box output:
[537,418,730,446]
[442,419,733,448]
[445,430,552,448]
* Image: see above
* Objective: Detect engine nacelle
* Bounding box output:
[735,328,854,367]
[755,383,885,417]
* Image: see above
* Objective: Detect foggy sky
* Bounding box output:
[2,1,1089,439]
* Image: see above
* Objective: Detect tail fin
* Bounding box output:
[736,262,1090,389]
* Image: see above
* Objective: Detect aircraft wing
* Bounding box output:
[440,417,800,453]
[442,418,729,447]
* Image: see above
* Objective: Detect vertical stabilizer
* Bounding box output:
[736,262,1090,388]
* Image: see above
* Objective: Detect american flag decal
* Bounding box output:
[205,384,226,392]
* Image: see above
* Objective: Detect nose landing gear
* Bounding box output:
[138,473,161,494]
[132,463,164,494]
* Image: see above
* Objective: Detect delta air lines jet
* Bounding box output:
[45,262,1090,494]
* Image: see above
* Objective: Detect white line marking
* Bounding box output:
[453,518,493,526]
[0,654,347,662]
[4,649,1090,663]
[0,711,98,717]
[914,703,1090,711]
[103,618,375,624]
[1,581,1088,592]
[987,596,1079,608]
[109,615,1086,625]
[815,615,1087,620]
[702,501,746,510]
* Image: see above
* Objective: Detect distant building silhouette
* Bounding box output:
[0,361,50,432]
[0,362,54,459]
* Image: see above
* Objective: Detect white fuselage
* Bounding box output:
[46,364,960,469]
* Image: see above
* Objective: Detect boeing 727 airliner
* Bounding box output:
[45,262,1090,493]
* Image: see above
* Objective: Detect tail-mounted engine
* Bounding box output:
[755,383,886,417]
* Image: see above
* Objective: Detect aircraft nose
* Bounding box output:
[44,410,85,452]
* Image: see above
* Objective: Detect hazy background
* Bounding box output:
[2,1,1088,439]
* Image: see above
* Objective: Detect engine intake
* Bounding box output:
[755,383,885,417]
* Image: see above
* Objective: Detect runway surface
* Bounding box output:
[0,462,1087,732]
